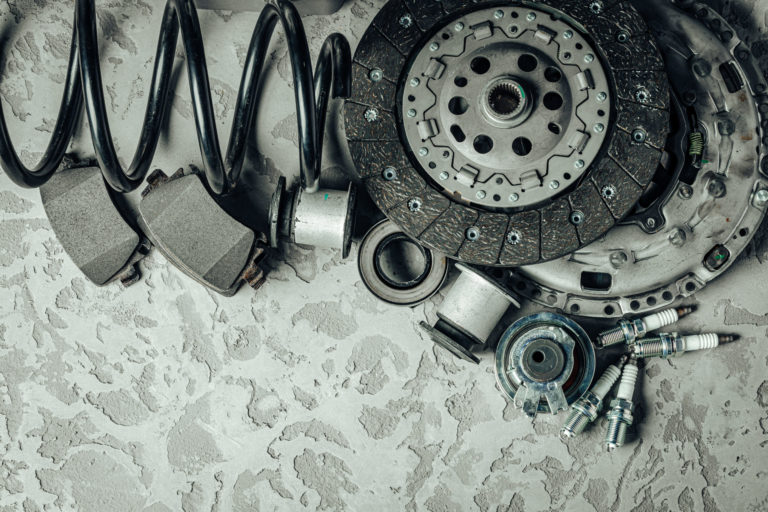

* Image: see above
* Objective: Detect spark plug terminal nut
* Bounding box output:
[605,356,639,451]
[561,355,627,439]
[597,306,695,347]
[632,333,736,359]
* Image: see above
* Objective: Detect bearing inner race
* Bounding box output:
[358,220,449,307]
[374,232,433,289]
[520,338,566,382]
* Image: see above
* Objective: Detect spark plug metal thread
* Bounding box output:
[605,356,638,451]
[597,306,694,347]
[604,415,627,448]
[632,333,736,359]
[561,355,627,439]
[598,321,635,346]
[561,406,592,438]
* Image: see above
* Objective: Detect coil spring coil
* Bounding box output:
[0,0,351,195]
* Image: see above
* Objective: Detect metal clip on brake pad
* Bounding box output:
[40,165,149,287]
[138,170,268,296]
[269,176,357,258]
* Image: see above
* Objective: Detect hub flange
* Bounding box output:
[401,6,612,210]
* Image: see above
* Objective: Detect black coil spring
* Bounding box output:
[0,0,351,195]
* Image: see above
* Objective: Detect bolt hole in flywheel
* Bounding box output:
[344,0,670,266]
[508,0,768,318]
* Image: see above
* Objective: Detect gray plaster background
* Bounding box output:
[1,0,768,510]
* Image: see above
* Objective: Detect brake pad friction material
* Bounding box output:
[40,166,143,286]
[139,171,267,296]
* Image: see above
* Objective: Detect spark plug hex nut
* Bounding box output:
[598,318,644,346]
[561,392,601,438]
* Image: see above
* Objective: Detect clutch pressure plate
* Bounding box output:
[346,0,671,266]
[510,0,768,317]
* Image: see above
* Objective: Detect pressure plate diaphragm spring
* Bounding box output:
[0,0,351,195]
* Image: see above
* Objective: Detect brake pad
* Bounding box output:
[139,170,268,296]
[40,166,148,286]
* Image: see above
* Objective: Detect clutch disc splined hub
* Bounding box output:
[346,0,671,266]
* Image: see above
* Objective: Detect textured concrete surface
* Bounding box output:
[1,1,768,511]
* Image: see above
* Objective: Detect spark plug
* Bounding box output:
[597,306,695,347]
[560,356,627,439]
[605,356,639,452]
[632,333,736,359]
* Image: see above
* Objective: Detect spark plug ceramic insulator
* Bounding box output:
[632,333,736,359]
[561,356,626,439]
[605,356,638,451]
[597,306,695,347]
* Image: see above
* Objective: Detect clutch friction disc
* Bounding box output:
[345,0,671,266]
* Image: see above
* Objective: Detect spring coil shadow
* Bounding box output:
[0,0,351,195]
